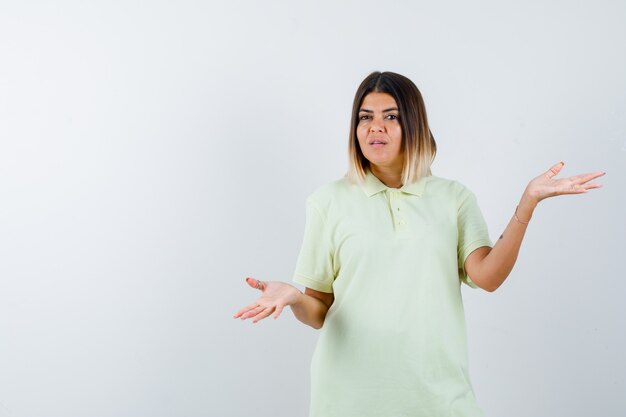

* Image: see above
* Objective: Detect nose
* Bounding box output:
[370,117,385,132]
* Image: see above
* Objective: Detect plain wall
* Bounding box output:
[1,1,624,416]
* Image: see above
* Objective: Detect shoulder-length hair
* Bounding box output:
[346,71,437,185]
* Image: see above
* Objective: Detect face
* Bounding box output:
[356,92,404,172]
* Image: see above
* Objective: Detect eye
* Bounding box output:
[385,114,399,120]
[359,115,370,121]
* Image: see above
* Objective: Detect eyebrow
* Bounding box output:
[359,107,399,113]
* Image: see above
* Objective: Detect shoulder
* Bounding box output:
[426,175,473,198]
[305,175,359,214]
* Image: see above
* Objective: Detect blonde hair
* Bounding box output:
[346,71,437,185]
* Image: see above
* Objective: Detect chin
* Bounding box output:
[367,157,391,167]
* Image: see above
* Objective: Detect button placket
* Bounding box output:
[389,190,406,231]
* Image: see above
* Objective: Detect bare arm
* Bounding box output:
[466,162,605,292]
[291,287,334,329]
[465,195,535,292]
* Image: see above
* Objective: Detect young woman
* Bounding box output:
[233,71,605,416]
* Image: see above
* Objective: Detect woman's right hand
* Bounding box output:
[233,277,302,323]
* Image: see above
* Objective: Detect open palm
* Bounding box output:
[233,278,301,323]
[525,162,605,204]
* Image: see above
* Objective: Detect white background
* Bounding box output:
[1,1,624,416]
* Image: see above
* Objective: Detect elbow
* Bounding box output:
[311,304,331,329]
[309,314,327,330]
[484,284,499,293]
[479,274,507,293]
[310,320,324,330]
[475,279,497,293]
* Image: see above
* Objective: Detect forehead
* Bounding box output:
[360,92,398,110]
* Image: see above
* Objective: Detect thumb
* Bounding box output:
[545,161,565,179]
[245,277,265,291]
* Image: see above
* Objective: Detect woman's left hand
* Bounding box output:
[524,161,605,206]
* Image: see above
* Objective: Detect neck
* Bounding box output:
[370,164,403,188]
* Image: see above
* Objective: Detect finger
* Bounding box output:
[577,183,603,193]
[570,171,606,185]
[544,161,565,179]
[568,183,586,193]
[246,277,265,291]
[273,304,285,319]
[240,305,265,320]
[233,302,259,318]
[252,306,276,323]
[559,180,598,195]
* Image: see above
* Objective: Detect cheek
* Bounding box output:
[356,126,368,143]
[391,124,402,139]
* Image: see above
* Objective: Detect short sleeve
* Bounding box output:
[292,197,335,293]
[457,185,493,289]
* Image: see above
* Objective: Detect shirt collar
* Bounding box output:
[360,168,429,197]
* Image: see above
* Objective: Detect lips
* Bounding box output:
[369,138,387,145]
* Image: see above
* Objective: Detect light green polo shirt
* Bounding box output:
[292,168,493,417]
